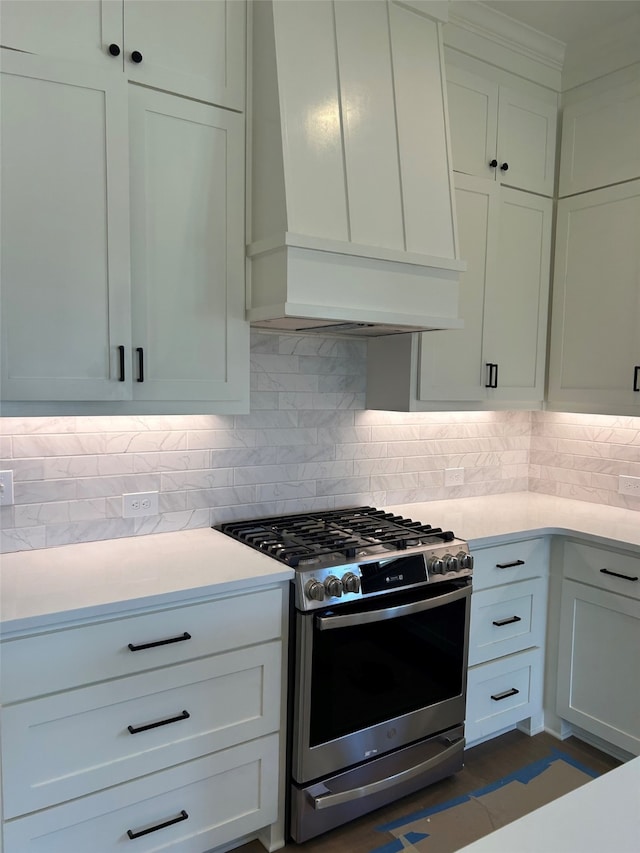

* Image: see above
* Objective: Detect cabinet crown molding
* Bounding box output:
[445,1,565,76]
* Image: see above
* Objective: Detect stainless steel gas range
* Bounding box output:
[216,506,473,843]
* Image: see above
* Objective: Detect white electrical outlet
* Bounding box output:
[618,475,640,497]
[123,491,159,518]
[0,470,15,506]
[444,467,464,487]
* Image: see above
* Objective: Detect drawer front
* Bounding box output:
[2,642,281,817]
[466,648,542,744]
[563,540,640,601]
[469,578,546,666]
[472,538,548,590]
[3,734,279,853]
[1,586,284,702]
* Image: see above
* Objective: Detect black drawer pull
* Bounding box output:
[634,365,640,392]
[127,809,188,840]
[128,631,191,652]
[492,615,522,627]
[496,559,525,569]
[600,568,639,582]
[491,687,519,702]
[128,710,190,735]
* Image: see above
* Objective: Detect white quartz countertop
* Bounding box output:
[456,754,640,853]
[386,492,640,550]
[0,527,293,636]
[1,492,638,636]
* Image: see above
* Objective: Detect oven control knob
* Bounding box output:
[457,551,473,570]
[324,575,343,598]
[305,579,325,602]
[427,556,445,574]
[342,571,361,594]
[444,553,459,572]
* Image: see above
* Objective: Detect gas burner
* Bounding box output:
[216,506,459,568]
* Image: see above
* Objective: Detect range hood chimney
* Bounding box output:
[247,0,465,336]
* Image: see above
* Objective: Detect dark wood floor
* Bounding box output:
[237,731,620,853]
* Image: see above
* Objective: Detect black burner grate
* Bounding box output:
[216,506,454,567]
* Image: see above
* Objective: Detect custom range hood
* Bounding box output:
[247,0,465,337]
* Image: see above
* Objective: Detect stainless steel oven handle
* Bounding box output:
[316,584,470,631]
[307,737,465,810]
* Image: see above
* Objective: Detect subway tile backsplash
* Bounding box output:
[1,332,639,553]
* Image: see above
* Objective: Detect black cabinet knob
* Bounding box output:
[489,159,498,168]
[131,50,143,63]
[500,162,509,171]
[108,43,121,56]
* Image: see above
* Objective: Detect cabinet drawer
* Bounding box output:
[469,578,545,666]
[3,734,279,853]
[472,538,548,590]
[2,642,281,817]
[466,648,542,744]
[0,586,283,702]
[563,541,640,601]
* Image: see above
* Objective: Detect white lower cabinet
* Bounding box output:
[466,648,543,745]
[0,585,286,853]
[4,736,279,853]
[556,542,640,756]
[466,538,548,746]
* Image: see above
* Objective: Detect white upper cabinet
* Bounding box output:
[446,65,557,197]
[418,177,551,405]
[128,88,247,404]
[558,70,640,197]
[366,174,552,410]
[1,1,249,414]
[0,0,245,109]
[547,180,640,415]
[0,51,132,402]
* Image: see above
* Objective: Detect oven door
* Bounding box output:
[291,579,471,785]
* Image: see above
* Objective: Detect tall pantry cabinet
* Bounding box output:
[547,65,640,416]
[0,0,249,414]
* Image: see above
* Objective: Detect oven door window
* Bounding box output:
[309,588,467,747]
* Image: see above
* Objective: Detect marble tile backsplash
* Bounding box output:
[1,332,638,553]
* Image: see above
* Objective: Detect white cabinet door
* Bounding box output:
[483,188,552,403]
[0,0,121,69]
[419,174,497,402]
[559,76,640,197]
[0,0,245,110]
[418,178,551,405]
[446,66,556,196]
[496,87,556,198]
[547,180,640,414]
[446,69,498,184]
[128,87,248,404]
[0,50,132,402]
[557,579,640,756]
[123,0,246,110]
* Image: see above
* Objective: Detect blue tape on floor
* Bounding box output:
[375,751,598,834]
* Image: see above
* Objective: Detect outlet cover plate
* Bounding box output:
[618,475,640,496]
[123,491,159,518]
[445,467,464,487]
[0,470,14,505]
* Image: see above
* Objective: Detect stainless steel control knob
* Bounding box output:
[444,553,459,572]
[457,551,474,570]
[305,579,325,602]
[428,556,445,574]
[342,571,361,594]
[324,575,343,598]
